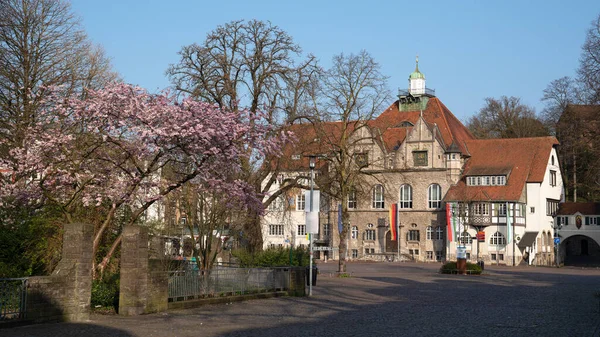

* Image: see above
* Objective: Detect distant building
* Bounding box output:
[262,60,564,266]
[555,202,600,265]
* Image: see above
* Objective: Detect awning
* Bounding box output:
[517,231,538,248]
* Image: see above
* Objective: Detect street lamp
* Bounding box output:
[308,156,316,297]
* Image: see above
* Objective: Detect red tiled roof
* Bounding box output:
[557,202,600,215]
[372,98,475,153]
[445,137,559,202]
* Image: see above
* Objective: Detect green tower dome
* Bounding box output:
[409,56,425,80]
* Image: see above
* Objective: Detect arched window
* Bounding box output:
[490,232,506,246]
[351,226,358,239]
[428,184,442,209]
[399,184,412,209]
[426,226,433,240]
[372,185,384,209]
[460,232,472,245]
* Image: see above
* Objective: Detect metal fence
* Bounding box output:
[0,278,28,320]
[168,266,290,302]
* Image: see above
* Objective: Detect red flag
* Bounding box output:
[446,203,453,242]
[389,203,398,240]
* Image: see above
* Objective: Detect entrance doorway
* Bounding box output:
[385,231,398,252]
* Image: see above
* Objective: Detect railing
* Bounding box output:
[168,266,290,302]
[0,278,28,320]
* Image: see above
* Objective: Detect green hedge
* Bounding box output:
[231,247,310,267]
[91,273,120,309]
[440,261,482,275]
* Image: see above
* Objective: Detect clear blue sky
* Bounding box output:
[71,0,599,123]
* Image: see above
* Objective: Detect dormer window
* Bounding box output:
[467,175,507,186]
[399,121,414,127]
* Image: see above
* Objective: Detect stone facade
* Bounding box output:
[26,223,94,323]
[119,225,168,315]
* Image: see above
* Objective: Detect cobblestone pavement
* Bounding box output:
[2,262,600,337]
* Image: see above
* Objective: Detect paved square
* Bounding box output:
[2,262,600,337]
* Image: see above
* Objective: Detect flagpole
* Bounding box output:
[397,221,400,261]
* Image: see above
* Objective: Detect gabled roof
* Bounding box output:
[445,137,559,202]
[557,202,600,216]
[372,97,475,154]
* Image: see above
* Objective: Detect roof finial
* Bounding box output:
[415,54,419,72]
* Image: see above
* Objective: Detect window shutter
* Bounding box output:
[586,217,590,225]
[597,217,600,225]
[565,217,569,226]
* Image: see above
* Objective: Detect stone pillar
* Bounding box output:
[288,267,306,296]
[27,223,94,322]
[119,225,168,315]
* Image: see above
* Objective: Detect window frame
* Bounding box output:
[372,185,385,209]
[351,226,359,239]
[428,184,442,209]
[490,231,507,246]
[347,189,357,209]
[296,193,306,211]
[407,229,420,242]
[399,184,413,209]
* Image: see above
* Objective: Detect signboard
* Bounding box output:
[456,246,467,259]
[554,237,560,245]
[306,211,319,234]
[313,246,337,251]
[476,231,485,242]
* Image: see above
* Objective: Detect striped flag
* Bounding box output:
[389,203,398,241]
[446,203,455,242]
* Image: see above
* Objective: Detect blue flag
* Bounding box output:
[338,203,343,233]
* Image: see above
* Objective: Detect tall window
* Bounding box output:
[399,184,413,209]
[490,231,506,246]
[428,184,442,209]
[436,227,444,240]
[351,226,358,239]
[348,189,357,209]
[297,224,306,236]
[413,151,428,166]
[372,185,384,209]
[496,203,507,216]
[269,224,284,236]
[407,230,420,241]
[550,170,557,187]
[365,229,376,241]
[323,223,331,237]
[426,226,433,240]
[296,194,306,211]
[473,203,489,216]
[546,199,559,216]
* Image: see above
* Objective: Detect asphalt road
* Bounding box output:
[2,262,600,337]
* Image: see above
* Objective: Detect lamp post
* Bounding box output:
[309,156,316,297]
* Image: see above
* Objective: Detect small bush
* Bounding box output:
[231,247,310,267]
[91,273,120,309]
[440,261,482,275]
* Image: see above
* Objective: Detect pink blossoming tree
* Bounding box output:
[0,83,290,275]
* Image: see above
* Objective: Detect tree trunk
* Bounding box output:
[338,203,350,273]
[243,212,264,252]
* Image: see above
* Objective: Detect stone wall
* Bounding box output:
[119,225,168,315]
[26,223,94,323]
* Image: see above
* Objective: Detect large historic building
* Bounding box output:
[262,61,564,266]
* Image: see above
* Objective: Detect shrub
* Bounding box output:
[231,247,310,267]
[439,261,482,275]
[91,273,120,309]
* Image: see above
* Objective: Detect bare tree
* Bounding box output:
[467,96,549,139]
[540,76,585,133]
[308,50,390,273]
[166,20,320,251]
[0,0,118,154]
[578,13,600,104]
